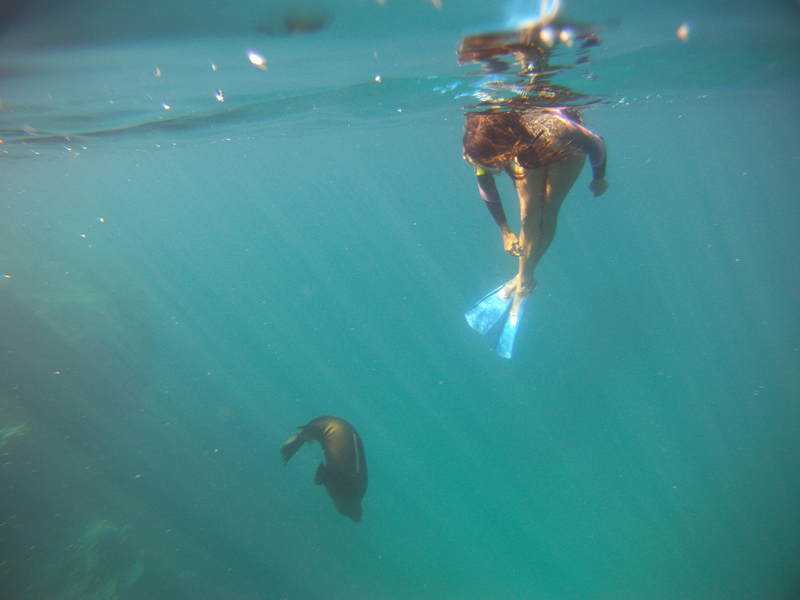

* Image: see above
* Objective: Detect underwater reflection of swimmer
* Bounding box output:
[281,416,367,522]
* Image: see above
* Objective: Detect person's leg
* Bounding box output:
[510,165,547,312]
[510,153,586,313]
[534,152,587,264]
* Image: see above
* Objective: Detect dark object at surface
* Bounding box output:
[281,415,367,522]
[283,5,332,34]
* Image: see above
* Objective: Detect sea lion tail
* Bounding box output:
[280,429,310,465]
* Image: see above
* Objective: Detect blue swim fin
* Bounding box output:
[495,298,527,359]
[465,285,512,335]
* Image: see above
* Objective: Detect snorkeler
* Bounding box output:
[463,106,608,358]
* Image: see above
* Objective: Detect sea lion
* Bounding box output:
[281,416,367,523]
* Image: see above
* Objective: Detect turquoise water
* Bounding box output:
[1,2,799,599]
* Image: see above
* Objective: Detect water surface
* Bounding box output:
[1,3,799,599]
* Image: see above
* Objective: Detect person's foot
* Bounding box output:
[510,278,536,314]
[499,275,519,301]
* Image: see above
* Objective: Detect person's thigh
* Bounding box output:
[544,152,587,217]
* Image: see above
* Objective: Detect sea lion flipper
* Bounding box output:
[280,431,308,465]
[314,462,329,486]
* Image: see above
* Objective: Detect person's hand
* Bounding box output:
[502,230,521,256]
[589,177,608,197]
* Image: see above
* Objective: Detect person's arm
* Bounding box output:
[476,168,521,256]
[552,111,609,197]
